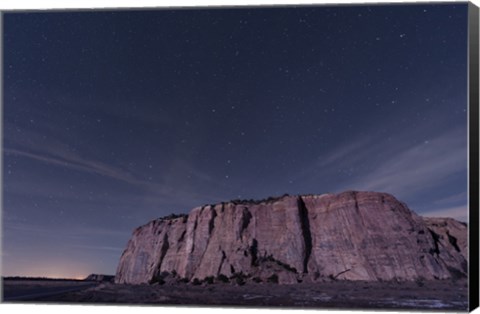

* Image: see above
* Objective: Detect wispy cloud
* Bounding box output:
[343,127,467,198]
[3,127,232,216]
[3,221,128,239]
[70,244,123,252]
[433,191,468,206]
[317,137,373,168]
[423,205,468,222]
[3,122,152,186]
[3,221,62,237]
[4,147,147,186]
[293,124,467,213]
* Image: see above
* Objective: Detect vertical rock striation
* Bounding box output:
[115,191,468,284]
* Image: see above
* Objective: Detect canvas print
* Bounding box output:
[1,2,477,311]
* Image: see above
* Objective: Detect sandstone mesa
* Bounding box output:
[115,191,467,285]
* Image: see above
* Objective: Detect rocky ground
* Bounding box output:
[17,278,469,311]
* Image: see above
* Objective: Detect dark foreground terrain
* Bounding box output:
[3,278,468,311]
[2,279,98,301]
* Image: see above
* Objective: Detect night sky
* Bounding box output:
[3,3,468,278]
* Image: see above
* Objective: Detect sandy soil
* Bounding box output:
[15,279,468,311]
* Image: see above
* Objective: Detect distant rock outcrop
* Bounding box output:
[84,274,115,282]
[115,191,467,284]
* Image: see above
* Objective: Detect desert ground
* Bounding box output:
[2,279,97,301]
[2,277,468,311]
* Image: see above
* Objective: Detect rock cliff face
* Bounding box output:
[115,191,468,284]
